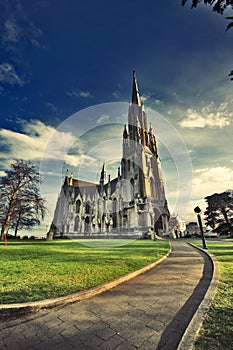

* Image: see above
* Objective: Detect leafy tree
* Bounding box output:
[0,160,47,240]
[182,0,233,79]
[204,190,233,236]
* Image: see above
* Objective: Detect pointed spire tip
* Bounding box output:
[131,70,141,106]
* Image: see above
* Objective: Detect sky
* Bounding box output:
[0,0,233,236]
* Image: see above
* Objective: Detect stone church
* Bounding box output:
[49,71,170,239]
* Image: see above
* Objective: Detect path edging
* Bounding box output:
[178,242,219,350]
[0,244,172,317]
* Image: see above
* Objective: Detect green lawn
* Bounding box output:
[0,239,169,304]
[194,240,233,350]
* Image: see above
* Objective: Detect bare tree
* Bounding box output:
[9,200,45,237]
[0,160,47,240]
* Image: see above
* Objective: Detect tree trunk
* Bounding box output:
[0,191,17,240]
[14,213,21,237]
[1,213,11,240]
[14,222,19,237]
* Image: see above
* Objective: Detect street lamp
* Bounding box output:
[194,206,207,249]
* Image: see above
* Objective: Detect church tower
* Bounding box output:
[121,70,169,234]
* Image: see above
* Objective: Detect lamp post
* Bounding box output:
[194,206,207,249]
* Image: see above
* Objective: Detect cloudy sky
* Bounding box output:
[0,0,233,235]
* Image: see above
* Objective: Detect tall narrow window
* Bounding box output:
[76,200,81,213]
[74,216,80,231]
[85,203,90,214]
[150,177,156,199]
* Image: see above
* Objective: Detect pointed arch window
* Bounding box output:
[84,216,90,232]
[74,216,80,231]
[85,202,91,214]
[76,200,81,213]
[150,177,156,199]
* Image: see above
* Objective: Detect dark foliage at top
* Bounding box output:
[182,0,233,79]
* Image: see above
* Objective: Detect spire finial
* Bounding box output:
[132,70,141,106]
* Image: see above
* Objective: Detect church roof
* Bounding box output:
[72,179,98,187]
[103,176,119,193]
[65,176,98,188]
[66,177,98,198]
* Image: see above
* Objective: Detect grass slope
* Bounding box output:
[194,241,233,350]
[0,239,169,304]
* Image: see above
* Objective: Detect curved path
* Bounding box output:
[0,241,214,350]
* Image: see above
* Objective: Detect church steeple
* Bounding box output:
[99,162,105,187]
[131,70,141,106]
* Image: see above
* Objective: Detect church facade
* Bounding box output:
[49,71,170,239]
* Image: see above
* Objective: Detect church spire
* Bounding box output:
[99,162,105,187]
[131,70,141,106]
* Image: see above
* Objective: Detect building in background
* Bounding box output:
[186,222,199,237]
[48,71,170,239]
[169,213,186,238]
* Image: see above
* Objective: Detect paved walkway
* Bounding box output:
[0,241,214,350]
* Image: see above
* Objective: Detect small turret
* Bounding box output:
[107,174,111,198]
[64,169,70,186]
[118,167,121,178]
[123,125,128,139]
[99,163,105,187]
[69,172,73,186]
[149,122,153,134]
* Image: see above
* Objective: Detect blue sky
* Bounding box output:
[0,0,233,234]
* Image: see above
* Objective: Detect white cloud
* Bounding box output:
[113,91,120,99]
[64,154,96,168]
[179,101,232,128]
[166,166,233,223]
[79,154,99,167]
[28,22,43,47]
[0,63,24,86]
[96,114,110,124]
[79,90,91,98]
[116,113,128,123]
[141,95,148,102]
[192,166,233,198]
[1,2,43,49]
[0,120,79,164]
[67,89,91,98]
[46,102,58,112]
[2,20,21,43]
